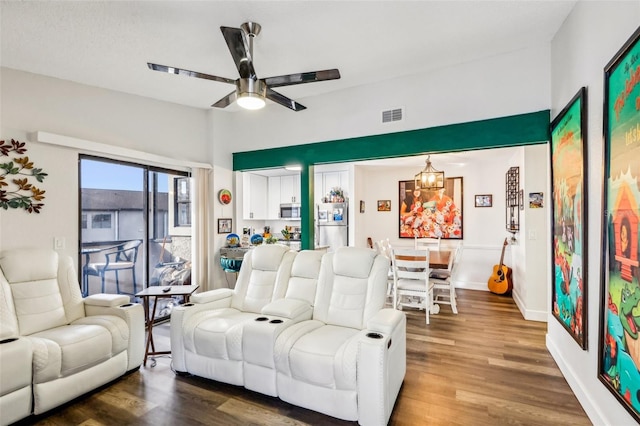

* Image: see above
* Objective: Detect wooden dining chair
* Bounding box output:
[391,247,433,324]
[429,242,461,314]
[414,236,441,251]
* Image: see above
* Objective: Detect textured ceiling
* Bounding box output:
[1,1,576,111]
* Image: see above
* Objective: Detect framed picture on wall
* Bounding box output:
[398,177,463,239]
[549,86,588,349]
[217,218,232,234]
[474,194,492,207]
[377,200,391,211]
[598,26,640,422]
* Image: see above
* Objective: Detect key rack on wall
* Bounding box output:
[506,166,519,233]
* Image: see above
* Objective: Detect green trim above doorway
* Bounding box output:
[232,110,550,171]
[233,110,550,250]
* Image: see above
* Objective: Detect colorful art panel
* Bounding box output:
[598,26,640,422]
[399,177,463,239]
[550,87,588,349]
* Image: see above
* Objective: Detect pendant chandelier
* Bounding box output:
[415,155,445,190]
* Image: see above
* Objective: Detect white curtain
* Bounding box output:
[192,167,212,292]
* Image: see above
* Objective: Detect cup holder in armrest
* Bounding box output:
[183,303,195,307]
[0,337,18,344]
[366,332,383,339]
[269,319,283,324]
[255,317,269,322]
[119,303,134,308]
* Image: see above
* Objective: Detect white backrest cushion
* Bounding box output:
[0,249,67,335]
[57,255,85,323]
[313,247,389,329]
[231,244,293,313]
[284,250,324,305]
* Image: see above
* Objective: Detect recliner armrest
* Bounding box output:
[83,301,145,371]
[190,288,233,305]
[358,308,407,426]
[366,308,405,335]
[84,293,130,307]
[261,298,312,320]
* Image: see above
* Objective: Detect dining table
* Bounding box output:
[394,249,451,270]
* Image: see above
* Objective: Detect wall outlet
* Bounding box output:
[54,237,65,250]
[529,230,537,240]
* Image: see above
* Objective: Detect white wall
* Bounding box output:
[515,144,550,321]
[211,44,552,160]
[547,2,640,425]
[0,68,210,268]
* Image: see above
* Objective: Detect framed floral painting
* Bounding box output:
[398,177,463,239]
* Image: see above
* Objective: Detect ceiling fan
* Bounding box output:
[147,22,340,111]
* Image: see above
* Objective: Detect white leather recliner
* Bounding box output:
[170,244,296,384]
[274,247,406,425]
[242,249,325,396]
[0,248,145,421]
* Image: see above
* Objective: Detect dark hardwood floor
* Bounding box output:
[23,289,590,425]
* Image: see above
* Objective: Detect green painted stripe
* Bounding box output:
[233,110,550,170]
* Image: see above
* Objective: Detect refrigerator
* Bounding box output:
[316,202,348,252]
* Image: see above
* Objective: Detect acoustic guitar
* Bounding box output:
[488,238,513,295]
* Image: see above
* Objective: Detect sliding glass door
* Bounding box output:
[79,155,192,319]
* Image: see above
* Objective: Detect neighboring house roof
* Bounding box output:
[81,189,168,211]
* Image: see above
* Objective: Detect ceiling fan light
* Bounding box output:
[237,92,266,110]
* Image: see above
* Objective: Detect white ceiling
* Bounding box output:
[0,1,577,111]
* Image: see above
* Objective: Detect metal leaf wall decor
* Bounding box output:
[0,139,48,213]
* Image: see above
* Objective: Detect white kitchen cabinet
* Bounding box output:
[267,176,281,219]
[243,173,268,220]
[316,171,349,202]
[280,175,300,204]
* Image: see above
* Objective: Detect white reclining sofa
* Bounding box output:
[170,243,299,384]
[0,249,145,425]
[172,245,406,425]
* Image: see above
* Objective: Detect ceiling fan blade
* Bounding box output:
[147,63,235,85]
[265,88,306,111]
[211,90,238,108]
[264,69,340,88]
[220,26,256,79]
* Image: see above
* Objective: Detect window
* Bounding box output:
[92,213,112,229]
[79,155,192,321]
[174,177,191,227]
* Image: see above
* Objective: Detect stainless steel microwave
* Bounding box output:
[280,203,301,219]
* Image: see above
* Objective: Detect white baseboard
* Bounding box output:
[546,336,605,425]
[454,280,488,291]
[512,289,547,322]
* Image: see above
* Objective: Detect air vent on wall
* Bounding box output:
[382,108,403,123]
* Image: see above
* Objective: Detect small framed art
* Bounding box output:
[377,200,391,211]
[529,192,544,208]
[218,218,232,234]
[474,194,492,207]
